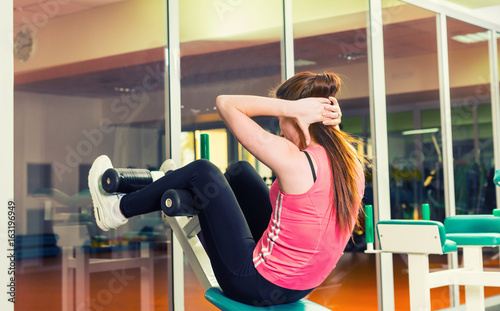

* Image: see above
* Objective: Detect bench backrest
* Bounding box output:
[377,220,450,254]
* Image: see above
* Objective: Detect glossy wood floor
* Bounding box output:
[15,250,500,310]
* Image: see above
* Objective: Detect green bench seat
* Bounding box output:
[444,215,500,246]
[205,287,331,311]
[445,233,500,246]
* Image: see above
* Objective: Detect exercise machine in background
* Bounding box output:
[365,169,500,311]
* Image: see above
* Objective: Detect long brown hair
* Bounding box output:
[273,72,365,234]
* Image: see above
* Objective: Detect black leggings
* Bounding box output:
[120,160,313,306]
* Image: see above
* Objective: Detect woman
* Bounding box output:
[89,71,365,306]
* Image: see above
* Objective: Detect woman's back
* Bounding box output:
[253,145,365,290]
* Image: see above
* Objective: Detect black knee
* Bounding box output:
[192,159,220,174]
[189,159,229,190]
[188,159,232,210]
[224,161,254,181]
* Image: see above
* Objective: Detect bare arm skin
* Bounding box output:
[216,95,341,194]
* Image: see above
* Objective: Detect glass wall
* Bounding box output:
[178,0,283,181]
[447,18,495,215]
[381,1,440,222]
[14,0,169,309]
[381,2,442,309]
[292,1,376,309]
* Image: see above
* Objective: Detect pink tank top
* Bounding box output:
[252,145,365,290]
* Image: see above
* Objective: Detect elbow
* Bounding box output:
[216,95,227,111]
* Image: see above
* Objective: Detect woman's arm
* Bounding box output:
[216,95,340,192]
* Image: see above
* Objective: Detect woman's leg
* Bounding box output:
[100,159,310,304]
[120,160,255,290]
[121,159,254,272]
[224,161,272,241]
[120,159,230,217]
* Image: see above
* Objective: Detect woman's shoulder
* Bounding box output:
[304,144,328,162]
[304,144,323,153]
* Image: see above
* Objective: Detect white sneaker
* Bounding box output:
[88,155,128,231]
[159,159,177,173]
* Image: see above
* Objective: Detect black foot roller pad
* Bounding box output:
[161,189,201,217]
[102,168,154,193]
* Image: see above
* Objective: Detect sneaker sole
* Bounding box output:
[88,155,113,231]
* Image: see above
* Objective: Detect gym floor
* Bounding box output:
[15,248,500,311]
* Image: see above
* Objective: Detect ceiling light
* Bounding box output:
[338,53,367,61]
[294,59,316,67]
[452,31,500,44]
[402,128,439,135]
[114,87,133,93]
